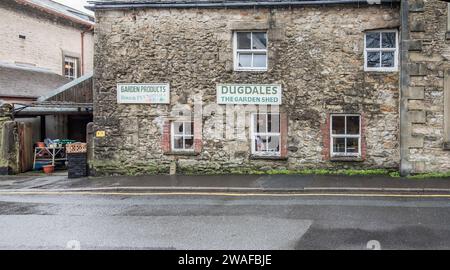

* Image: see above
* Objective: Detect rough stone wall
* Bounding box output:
[0,1,94,76]
[0,104,18,175]
[405,0,450,173]
[93,5,401,175]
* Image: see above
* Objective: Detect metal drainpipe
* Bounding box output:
[400,0,412,176]
[81,25,94,76]
[81,31,84,76]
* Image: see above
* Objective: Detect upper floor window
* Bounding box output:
[251,113,280,156]
[64,56,78,80]
[364,30,398,72]
[234,31,268,71]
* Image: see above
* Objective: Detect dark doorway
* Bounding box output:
[68,115,93,142]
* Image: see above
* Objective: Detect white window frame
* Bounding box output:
[330,114,361,158]
[64,56,78,79]
[171,121,194,152]
[250,113,281,157]
[364,30,398,72]
[233,31,268,71]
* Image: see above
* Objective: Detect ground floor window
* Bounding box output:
[171,121,194,151]
[251,113,280,156]
[330,114,361,157]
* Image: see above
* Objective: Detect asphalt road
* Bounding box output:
[0,193,449,250]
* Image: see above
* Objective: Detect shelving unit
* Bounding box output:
[33,147,67,170]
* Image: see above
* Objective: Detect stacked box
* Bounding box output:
[67,153,87,178]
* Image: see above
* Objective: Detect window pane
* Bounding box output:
[173,122,183,135]
[254,135,265,152]
[173,136,183,149]
[346,138,359,153]
[367,52,381,68]
[253,54,267,68]
[260,136,269,152]
[184,136,194,149]
[346,116,360,135]
[333,138,346,153]
[268,114,280,133]
[266,135,280,152]
[252,32,267,49]
[254,114,267,133]
[366,32,380,48]
[382,32,396,48]
[184,122,193,136]
[238,53,252,68]
[381,51,395,67]
[237,32,251,49]
[332,116,345,134]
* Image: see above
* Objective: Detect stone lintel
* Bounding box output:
[229,21,269,30]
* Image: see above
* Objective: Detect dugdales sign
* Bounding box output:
[117,83,170,104]
[217,84,282,105]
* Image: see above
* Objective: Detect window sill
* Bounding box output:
[164,151,198,156]
[250,155,287,160]
[330,156,363,162]
[234,68,268,72]
[364,68,398,73]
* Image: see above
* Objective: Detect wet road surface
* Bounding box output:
[0,193,449,249]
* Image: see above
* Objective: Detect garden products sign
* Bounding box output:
[117,83,170,104]
[217,84,282,105]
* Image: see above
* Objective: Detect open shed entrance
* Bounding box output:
[13,73,93,173]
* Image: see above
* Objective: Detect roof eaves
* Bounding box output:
[86,0,401,10]
[15,0,95,28]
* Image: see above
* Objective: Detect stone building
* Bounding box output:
[0,0,95,97]
[88,0,409,175]
[400,0,450,174]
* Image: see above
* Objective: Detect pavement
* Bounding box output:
[1,172,450,195]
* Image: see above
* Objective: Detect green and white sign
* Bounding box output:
[117,83,170,104]
[217,84,282,105]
